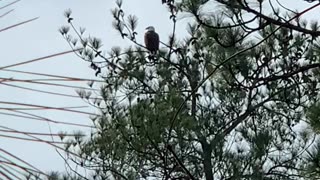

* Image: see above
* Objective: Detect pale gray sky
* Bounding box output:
[0,0,319,176]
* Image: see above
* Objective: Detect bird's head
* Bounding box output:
[145,26,155,32]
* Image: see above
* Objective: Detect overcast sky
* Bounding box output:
[0,0,320,176]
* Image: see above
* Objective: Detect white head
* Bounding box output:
[145,26,155,32]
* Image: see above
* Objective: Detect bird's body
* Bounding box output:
[144,26,159,55]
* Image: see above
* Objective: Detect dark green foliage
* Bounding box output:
[59,0,320,179]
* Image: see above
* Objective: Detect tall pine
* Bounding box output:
[58,0,320,179]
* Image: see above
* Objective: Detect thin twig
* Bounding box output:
[0,17,38,33]
[0,0,21,10]
[0,48,82,70]
[0,9,14,18]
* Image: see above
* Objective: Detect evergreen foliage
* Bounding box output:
[56,0,320,179]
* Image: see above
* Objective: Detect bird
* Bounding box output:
[144,26,160,55]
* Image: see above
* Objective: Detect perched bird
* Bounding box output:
[144,26,160,55]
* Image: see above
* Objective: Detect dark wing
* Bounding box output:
[145,31,160,52]
[144,32,150,51]
[154,32,159,51]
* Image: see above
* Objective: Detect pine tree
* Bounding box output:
[59,0,320,179]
